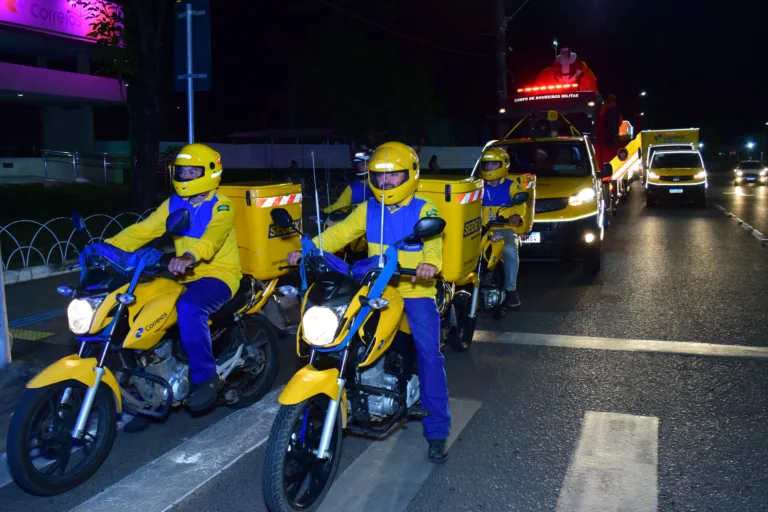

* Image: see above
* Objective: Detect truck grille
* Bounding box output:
[659,175,693,182]
[535,198,569,213]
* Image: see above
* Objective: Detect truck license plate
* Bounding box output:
[520,232,541,244]
[669,188,683,194]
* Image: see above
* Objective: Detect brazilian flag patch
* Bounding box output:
[217,204,230,212]
[426,208,438,217]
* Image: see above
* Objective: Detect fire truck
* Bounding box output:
[498,47,636,217]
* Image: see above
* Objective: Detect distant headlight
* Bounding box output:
[737,171,743,176]
[694,171,706,179]
[761,170,767,176]
[568,188,596,206]
[67,298,103,334]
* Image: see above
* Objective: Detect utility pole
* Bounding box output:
[1,243,11,368]
[494,0,508,111]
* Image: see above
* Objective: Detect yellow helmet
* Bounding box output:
[368,141,420,205]
[479,147,510,181]
[171,143,223,197]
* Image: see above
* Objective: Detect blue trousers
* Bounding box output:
[177,277,232,384]
[404,297,451,440]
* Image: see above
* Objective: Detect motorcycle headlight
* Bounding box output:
[302,305,348,347]
[67,298,103,334]
[568,187,596,206]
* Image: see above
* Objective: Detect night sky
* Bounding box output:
[145,1,767,149]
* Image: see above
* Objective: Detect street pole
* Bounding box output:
[186,2,194,144]
[494,0,507,110]
[0,243,11,368]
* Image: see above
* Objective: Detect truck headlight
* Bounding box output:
[302,305,348,347]
[568,188,596,206]
[67,298,103,334]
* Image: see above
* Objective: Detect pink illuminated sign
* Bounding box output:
[0,0,112,41]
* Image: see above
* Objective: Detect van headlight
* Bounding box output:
[67,298,103,334]
[568,188,596,206]
[694,171,707,179]
[302,305,348,347]
[648,171,660,179]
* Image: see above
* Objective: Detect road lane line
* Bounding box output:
[714,204,768,247]
[317,397,482,512]
[556,411,658,512]
[8,308,67,328]
[0,411,135,490]
[474,330,768,360]
[70,387,283,512]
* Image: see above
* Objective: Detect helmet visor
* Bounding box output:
[481,161,502,172]
[174,165,204,182]
[370,170,407,190]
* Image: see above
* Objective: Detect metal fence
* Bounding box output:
[0,210,156,272]
[41,150,135,185]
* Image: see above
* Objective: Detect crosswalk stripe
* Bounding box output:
[70,387,283,512]
[474,330,768,360]
[317,397,482,512]
[556,411,658,511]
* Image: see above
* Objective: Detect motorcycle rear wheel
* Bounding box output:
[263,395,342,511]
[7,380,117,496]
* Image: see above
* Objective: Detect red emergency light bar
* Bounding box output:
[516,83,579,94]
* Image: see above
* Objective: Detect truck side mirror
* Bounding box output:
[600,163,613,179]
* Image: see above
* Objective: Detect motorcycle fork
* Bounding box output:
[469,257,482,318]
[315,347,349,460]
[71,302,125,439]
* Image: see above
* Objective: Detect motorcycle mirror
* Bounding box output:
[166,208,190,235]
[72,211,87,231]
[412,217,446,239]
[270,208,294,228]
[511,191,529,206]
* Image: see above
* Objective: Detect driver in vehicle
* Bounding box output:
[480,147,528,309]
[287,141,452,463]
[104,143,242,426]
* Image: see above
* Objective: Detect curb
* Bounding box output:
[3,265,78,285]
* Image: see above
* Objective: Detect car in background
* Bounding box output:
[733,160,767,186]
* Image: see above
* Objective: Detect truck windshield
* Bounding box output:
[504,141,590,178]
[651,152,702,169]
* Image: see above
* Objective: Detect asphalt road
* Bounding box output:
[1,181,767,511]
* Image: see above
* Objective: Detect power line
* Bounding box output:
[316,0,493,58]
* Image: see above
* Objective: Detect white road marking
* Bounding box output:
[556,411,658,512]
[70,387,283,512]
[474,330,768,360]
[317,397,482,512]
[0,411,134,490]
[714,203,768,246]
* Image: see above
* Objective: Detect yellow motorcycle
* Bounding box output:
[474,191,532,318]
[262,207,446,512]
[6,209,281,496]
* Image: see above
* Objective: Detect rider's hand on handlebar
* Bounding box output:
[508,214,523,226]
[287,251,302,266]
[169,254,195,275]
[413,263,438,283]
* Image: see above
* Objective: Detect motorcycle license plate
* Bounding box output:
[520,232,541,244]
[669,188,683,194]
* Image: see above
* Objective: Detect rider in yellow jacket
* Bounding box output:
[106,143,242,422]
[288,141,451,463]
[479,146,527,309]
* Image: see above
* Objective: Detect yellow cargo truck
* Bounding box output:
[637,128,699,184]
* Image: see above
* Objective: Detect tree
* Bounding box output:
[77,0,171,211]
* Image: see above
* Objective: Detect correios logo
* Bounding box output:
[2,0,95,38]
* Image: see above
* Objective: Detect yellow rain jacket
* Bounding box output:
[313,193,442,299]
[105,191,242,297]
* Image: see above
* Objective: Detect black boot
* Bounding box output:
[428,439,448,464]
[188,374,223,412]
[502,290,520,310]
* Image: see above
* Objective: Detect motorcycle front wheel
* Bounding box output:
[263,395,342,512]
[6,380,117,496]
